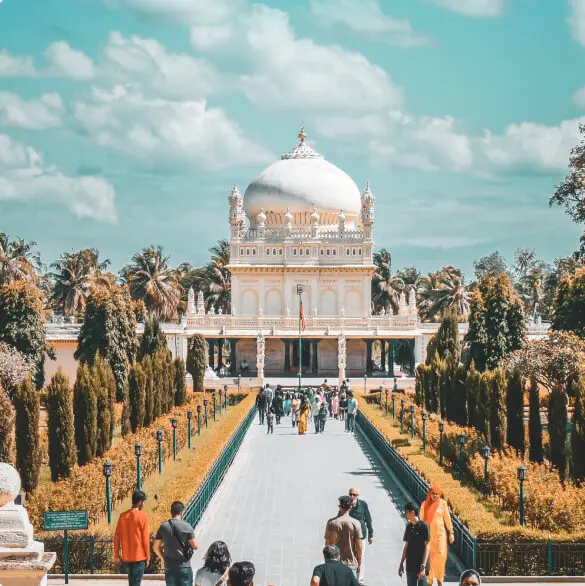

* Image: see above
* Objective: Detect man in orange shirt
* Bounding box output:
[114,490,150,586]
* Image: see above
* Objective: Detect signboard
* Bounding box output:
[43,510,88,531]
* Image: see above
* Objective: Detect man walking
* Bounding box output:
[256,390,266,425]
[114,490,149,586]
[324,495,362,579]
[348,488,373,585]
[398,502,430,586]
[346,393,358,433]
[153,501,198,586]
[311,545,359,586]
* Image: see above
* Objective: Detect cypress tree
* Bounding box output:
[13,377,41,492]
[415,365,425,407]
[187,335,207,392]
[467,289,489,372]
[490,368,507,451]
[466,361,480,428]
[121,383,131,437]
[139,315,168,359]
[453,364,468,426]
[163,352,174,413]
[47,369,76,481]
[174,358,187,407]
[439,361,450,419]
[476,371,491,440]
[506,367,525,454]
[94,355,116,443]
[143,356,155,426]
[73,363,97,466]
[428,354,441,415]
[528,375,543,463]
[129,363,147,432]
[152,353,163,418]
[549,386,569,481]
[571,376,585,482]
[435,313,461,363]
[0,389,15,462]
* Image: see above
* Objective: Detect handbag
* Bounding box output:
[169,519,194,562]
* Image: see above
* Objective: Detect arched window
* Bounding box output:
[359,248,362,255]
[333,249,337,256]
[306,248,310,256]
[273,248,277,255]
[293,248,297,256]
[266,248,270,256]
[300,248,304,256]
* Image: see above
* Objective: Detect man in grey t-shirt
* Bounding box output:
[153,501,198,586]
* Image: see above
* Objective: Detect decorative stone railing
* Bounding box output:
[239,227,366,243]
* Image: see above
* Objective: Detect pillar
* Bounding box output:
[365,339,374,376]
[388,340,394,377]
[409,339,415,375]
[337,336,346,384]
[229,339,239,376]
[311,340,319,374]
[208,339,215,370]
[414,335,424,368]
[256,333,265,386]
[283,339,291,373]
[381,340,386,372]
[217,339,224,369]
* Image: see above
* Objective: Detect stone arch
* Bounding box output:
[241,289,258,316]
[345,289,362,317]
[265,289,282,316]
[320,289,337,316]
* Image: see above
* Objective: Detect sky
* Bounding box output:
[1,0,585,278]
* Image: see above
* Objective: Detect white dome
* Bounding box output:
[244,129,361,228]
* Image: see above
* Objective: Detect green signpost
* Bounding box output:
[44,510,89,585]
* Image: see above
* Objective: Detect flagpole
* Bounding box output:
[297,284,303,391]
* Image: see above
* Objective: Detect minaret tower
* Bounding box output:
[228,184,244,240]
[361,182,375,241]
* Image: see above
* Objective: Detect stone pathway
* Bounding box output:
[189,414,458,586]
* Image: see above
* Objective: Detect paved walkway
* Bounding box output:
[189,413,457,586]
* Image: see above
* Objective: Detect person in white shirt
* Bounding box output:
[195,541,231,586]
[346,393,359,433]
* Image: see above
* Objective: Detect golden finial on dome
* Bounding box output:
[298,123,306,144]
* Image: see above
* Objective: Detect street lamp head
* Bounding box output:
[297,284,303,295]
[458,433,467,446]
[401,398,405,407]
[103,460,113,478]
[204,398,209,407]
[364,374,367,381]
[409,404,415,414]
[481,445,491,461]
[224,384,228,391]
[422,411,428,421]
[187,410,193,420]
[385,388,389,396]
[197,404,202,413]
[171,417,178,429]
[134,443,142,458]
[517,464,527,482]
[439,421,445,433]
[238,375,241,383]
[156,429,163,442]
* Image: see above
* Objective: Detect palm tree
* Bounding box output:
[371,249,405,314]
[520,262,550,319]
[177,262,206,315]
[0,233,41,285]
[201,240,231,314]
[49,249,111,317]
[417,266,471,321]
[417,271,442,320]
[123,246,182,320]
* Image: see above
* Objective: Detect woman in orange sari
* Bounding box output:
[419,486,454,586]
[298,396,311,435]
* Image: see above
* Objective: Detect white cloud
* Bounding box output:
[44,41,95,80]
[239,5,403,111]
[569,0,585,46]
[0,134,116,221]
[190,25,233,50]
[100,32,222,98]
[309,0,432,47]
[0,92,64,130]
[72,85,273,171]
[316,111,582,174]
[428,0,505,17]
[0,51,36,77]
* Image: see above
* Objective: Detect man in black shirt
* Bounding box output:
[399,502,430,586]
[348,488,373,585]
[311,545,359,586]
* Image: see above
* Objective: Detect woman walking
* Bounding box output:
[332,391,339,419]
[195,541,231,586]
[419,486,454,586]
[298,396,311,435]
[283,392,291,417]
[291,393,300,427]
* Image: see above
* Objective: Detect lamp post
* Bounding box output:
[518,464,527,526]
[439,421,445,466]
[481,445,491,492]
[156,429,163,474]
[171,417,178,460]
[409,404,415,439]
[103,460,113,525]
[385,388,389,416]
[422,411,428,451]
[224,384,228,410]
[187,410,193,449]
[134,443,142,491]
[364,374,367,394]
[297,284,304,391]
[212,391,217,421]
[457,433,467,480]
[237,375,241,395]
[391,390,396,420]
[219,388,223,415]
[400,398,405,433]
[204,397,209,428]
[197,404,202,435]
